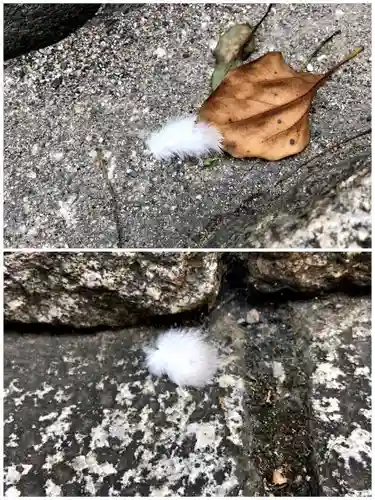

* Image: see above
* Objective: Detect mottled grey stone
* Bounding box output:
[3,3,371,248]
[199,156,371,249]
[4,252,220,327]
[4,322,247,496]
[303,297,371,496]
[4,252,371,329]
[4,291,371,496]
[228,252,371,294]
[227,292,371,495]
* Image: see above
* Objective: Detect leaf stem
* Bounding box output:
[324,46,364,79]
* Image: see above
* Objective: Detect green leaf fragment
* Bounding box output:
[211,23,255,91]
[213,24,254,65]
[203,157,221,167]
[211,61,239,91]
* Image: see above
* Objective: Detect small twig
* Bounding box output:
[211,292,237,314]
[302,30,342,70]
[251,128,370,203]
[250,3,274,40]
[323,46,364,80]
[94,148,126,247]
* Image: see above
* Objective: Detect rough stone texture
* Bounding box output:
[229,252,371,294]
[4,4,101,60]
[240,294,371,496]
[3,3,371,248]
[304,297,371,496]
[4,292,371,496]
[4,322,247,497]
[4,252,370,329]
[3,252,220,327]
[198,157,371,248]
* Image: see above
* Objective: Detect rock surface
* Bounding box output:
[4,292,371,496]
[3,3,371,248]
[4,322,246,497]
[4,251,370,328]
[227,252,371,294]
[197,155,371,248]
[3,252,220,328]
[4,4,101,60]
[240,293,371,496]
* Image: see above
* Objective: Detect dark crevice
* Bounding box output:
[4,304,211,336]
[221,253,371,305]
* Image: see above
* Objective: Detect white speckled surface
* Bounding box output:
[4,283,371,496]
[4,324,246,496]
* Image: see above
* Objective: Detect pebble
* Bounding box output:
[246,309,260,324]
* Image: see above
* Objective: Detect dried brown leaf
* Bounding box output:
[199,52,323,160]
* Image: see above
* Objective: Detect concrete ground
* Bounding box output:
[3,3,371,248]
[4,293,371,496]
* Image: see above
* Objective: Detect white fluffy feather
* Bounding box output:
[146,115,223,160]
[144,327,220,388]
